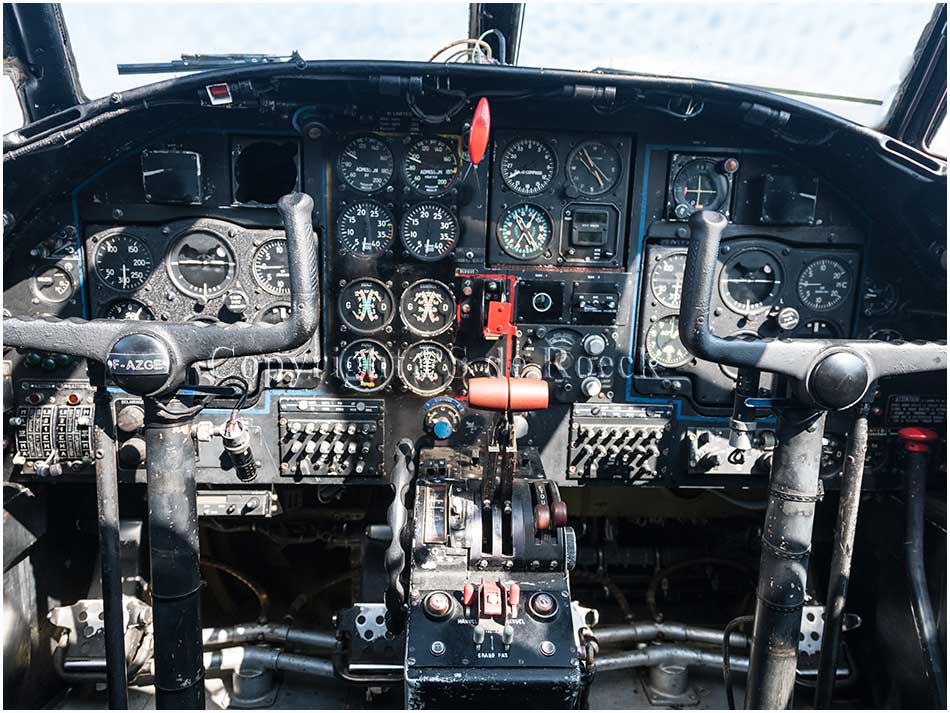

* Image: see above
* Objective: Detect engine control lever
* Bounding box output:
[3,192,320,710]
[679,210,947,710]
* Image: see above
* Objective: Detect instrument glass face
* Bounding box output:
[646,315,692,368]
[650,253,687,309]
[251,238,291,296]
[399,202,458,261]
[94,233,154,291]
[338,135,394,193]
[166,230,237,298]
[99,299,154,320]
[399,340,455,395]
[403,138,459,195]
[339,339,394,392]
[566,140,621,196]
[797,258,852,312]
[336,200,395,257]
[339,278,395,334]
[400,279,456,336]
[496,204,553,260]
[500,138,557,195]
[719,249,783,315]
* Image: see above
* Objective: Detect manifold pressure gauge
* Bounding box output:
[339,339,394,392]
[339,278,395,334]
[399,341,456,396]
[336,200,395,257]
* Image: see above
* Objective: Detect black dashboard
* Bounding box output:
[3,64,946,497]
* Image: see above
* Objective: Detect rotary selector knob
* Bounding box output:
[582,334,608,356]
[581,376,603,398]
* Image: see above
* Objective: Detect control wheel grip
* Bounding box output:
[468,377,549,411]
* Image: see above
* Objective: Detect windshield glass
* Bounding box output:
[61,2,937,128]
[519,2,939,127]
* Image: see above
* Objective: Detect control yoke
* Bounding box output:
[3,192,320,396]
[679,210,947,409]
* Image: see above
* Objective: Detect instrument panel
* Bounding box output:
[3,106,944,492]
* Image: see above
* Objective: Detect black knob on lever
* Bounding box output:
[679,210,947,409]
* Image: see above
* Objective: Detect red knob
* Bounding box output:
[508,582,521,608]
[897,427,940,452]
[468,97,491,166]
[534,503,551,531]
[551,501,568,528]
[462,582,476,606]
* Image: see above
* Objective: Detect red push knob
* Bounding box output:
[897,427,940,452]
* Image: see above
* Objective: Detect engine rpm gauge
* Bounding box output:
[650,253,687,308]
[339,278,395,334]
[797,258,852,312]
[566,140,621,196]
[500,138,557,195]
[339,339,394,392]
[403,138,459,195]
[399,202,458,261]
[496,204,552,261]
[251,238,290,295]
[338,136,394,193]
[719,249,783,315]
[336,200,395,257]
[400,279,456,336]
[100,299,154,320]
[645,315,692,368]
[399,341,456,396]
[94,233,153,291]
[167,230,236,299]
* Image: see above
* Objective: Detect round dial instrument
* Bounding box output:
[463,357,500,387]
[646,315,691,368]
[167,230,236,299]
[255,302,309,355]
[496,204,552,260]
[338,136,394,193]
[719,249,783,315]
[400,279,455,336]
[251,238,290,295]
[797,258,851,312]
[650,253,687,308]
[403,138,459,195]
[100,299,154,320]
[336,200,395,257]
[32,266,75,303]
[672,158,729,215]
[399,202,458,261]
[566,140,621,196]
[500,138,557,195]
[94,233,153,291]
[339,278,395,334]
[339,339,394,392]
[399,341,455,396]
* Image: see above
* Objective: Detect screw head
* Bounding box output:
[539,640,556,656]
[430,641,446,656]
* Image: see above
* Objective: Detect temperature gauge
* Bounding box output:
[399,341,456,396]
[339,278,395,334]
[339,339,394,392]
[400,279,456,336]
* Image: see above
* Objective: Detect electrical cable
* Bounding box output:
[723,615,755,709]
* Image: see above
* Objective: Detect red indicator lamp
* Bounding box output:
[468,97,491,166]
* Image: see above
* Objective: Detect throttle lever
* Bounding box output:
[679,210,947,409]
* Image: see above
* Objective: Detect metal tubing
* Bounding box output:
[745,406,827,710]
[903,443,947,708]
[815,401,870,708]
[597,644,750,673]
[595,622,749,649]
[94,398,129,710]
[145,399,205,709]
